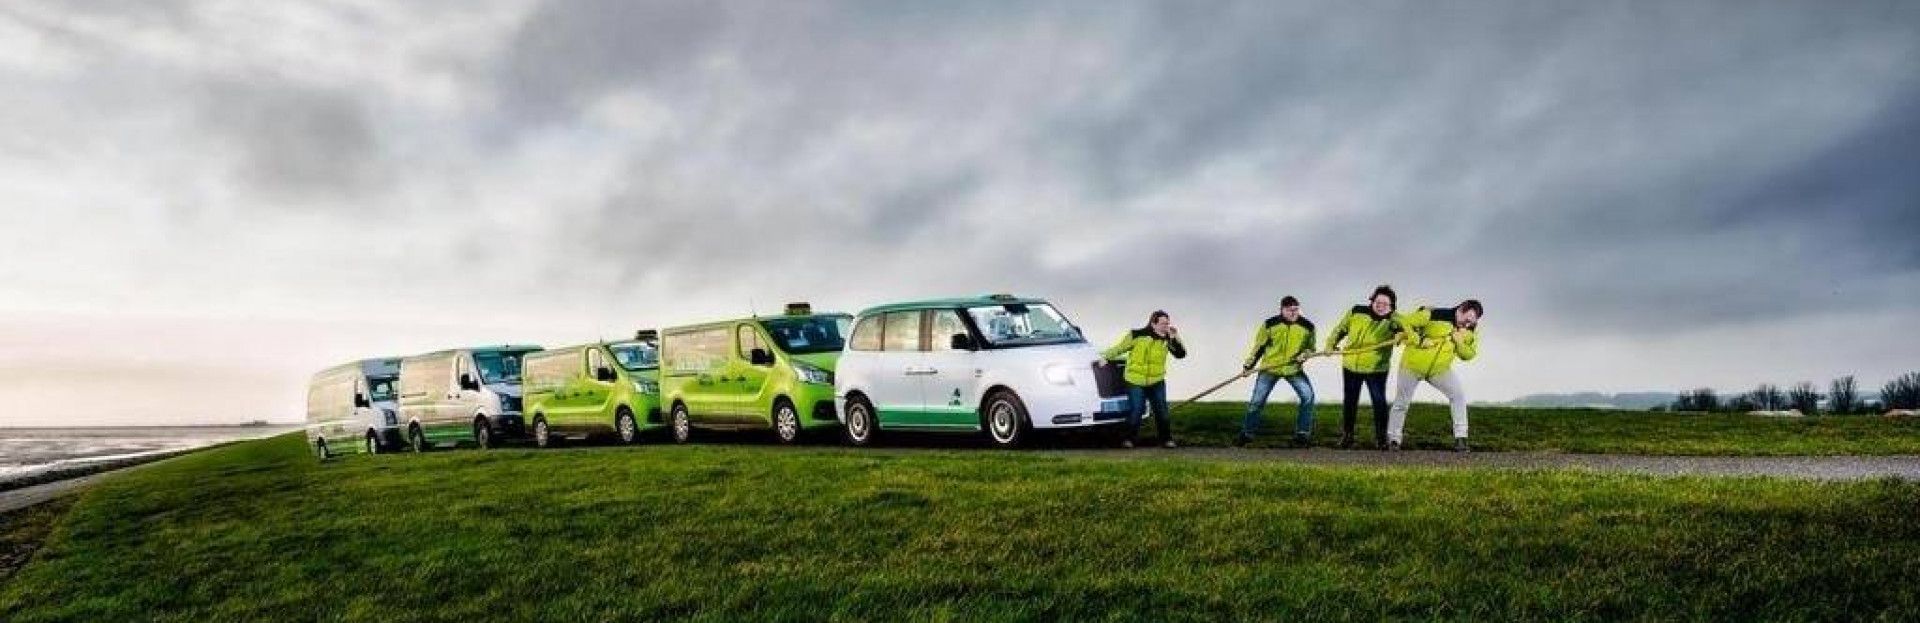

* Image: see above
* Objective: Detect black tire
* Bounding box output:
[314,438,331,461]
[982,390,1031,448]
[408,424,427,453]
[772,399,802,444]
[616,407,639,445]
[473,417,493,450]
[842,395,878,447]
[670,403,693,444]
[533,416,552,449]
[365,431,382,455]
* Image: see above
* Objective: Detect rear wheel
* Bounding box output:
[843,396,878,447]
[533,416,552,448]
[670,404,693,444]
[772,400,802,444]
[365,431,381,455]
[617,408,639,444]
[983,390,1031,448]
[473,417,493,449]
[408,424,427,453]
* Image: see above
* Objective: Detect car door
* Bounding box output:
[872,310,929,427]
[582,347,618,425]
[732,323,772,425]
[451,353,482,428]
[917,309,981,429]
[678,328,724,421]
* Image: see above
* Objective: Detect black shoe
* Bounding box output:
[1387,440,1402,452]
[1338,433,1355,449]
[1233,435,1252,448]
[1374,437,1389,451]
[1454,437,1470,453]
[1291,433,1311,447]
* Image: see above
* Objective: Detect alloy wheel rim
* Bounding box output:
[619,415,635,442]
[673,410,689,440]
[777,407,799,441]
[990,401,1016,442]
[536,421,549,446]
[849,405,870,441]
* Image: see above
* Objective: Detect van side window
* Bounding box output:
[738,325,765,359]
[883,310,923,352]
[928,310,969,351]
[850,316,882,352]
[664,329,728,374]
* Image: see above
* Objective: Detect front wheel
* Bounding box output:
[408,424,427,453]
[842,396,878,447]
[365,431,382,455]
[983,390,1031,448]
[616,408,639,445]
[533,416,552,449]
[473,417,494,450]
[314,438,331,461]
[670,404,693,444]
[772,401,802,444]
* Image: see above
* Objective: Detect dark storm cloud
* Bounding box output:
[197,78,390,204]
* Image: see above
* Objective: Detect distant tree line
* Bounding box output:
[1666,372,1920,415]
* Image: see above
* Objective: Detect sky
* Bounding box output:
[1,1,1916,426]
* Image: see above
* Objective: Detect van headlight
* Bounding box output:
[1042,363,1075,386]
[633,379,659,394]
[793,362,833,385]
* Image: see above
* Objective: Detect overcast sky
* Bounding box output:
[2,1,1916,426]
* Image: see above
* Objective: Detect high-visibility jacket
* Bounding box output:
[1244,315,1316,376]
[1102,328,1187,386]
[1325,305,1401,374]
[1395,306,1479,380]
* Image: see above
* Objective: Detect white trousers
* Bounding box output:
[1387,369,1468,442]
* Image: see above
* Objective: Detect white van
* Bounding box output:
[834,295,1130,447]
[304,358,403,459]
[396,345,541,451]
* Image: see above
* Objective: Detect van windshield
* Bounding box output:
[760,316,852,355]
[966,303,1085,348]
[609,341,660,371]
[473,351,526,384]
[367,377,398,401]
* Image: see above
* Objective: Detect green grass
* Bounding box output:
[1166,402,1920,455]
[3,433,1918,621]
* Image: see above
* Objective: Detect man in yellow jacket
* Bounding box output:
[1101,310,1187,448]
[1386,299,1483,452]
[1237,296,1318,447]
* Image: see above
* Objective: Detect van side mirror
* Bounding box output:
[353,394,371,408]
[949,333,975,351]
[750,348,774,366]
[595,366,617,382]
[459,374,479,391]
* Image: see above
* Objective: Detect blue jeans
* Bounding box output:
[1242,372,1315,437]
[1126,382,1171,441]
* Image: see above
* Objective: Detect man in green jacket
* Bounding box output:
[1237,296,1318,447]
[1386,299,1483,452]
[1101,310,1187,448]
[1324,285,1402,449]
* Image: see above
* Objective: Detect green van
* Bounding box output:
[660,303,850,444]
[521,331,666,447]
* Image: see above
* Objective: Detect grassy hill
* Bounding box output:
[3,430,1918,621]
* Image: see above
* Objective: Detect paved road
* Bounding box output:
[1041,447,1920,481]
[0,472,111,514]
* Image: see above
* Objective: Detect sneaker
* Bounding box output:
[1387,440,1402,452]
[1374,437,1389,451]
[1121,439,1135,449]
[1232,435,1252,448]
[1338,433,1355,449]
[1291,433,1311,447]
[1163,439,1178,449]
[1454,437,1470,453]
